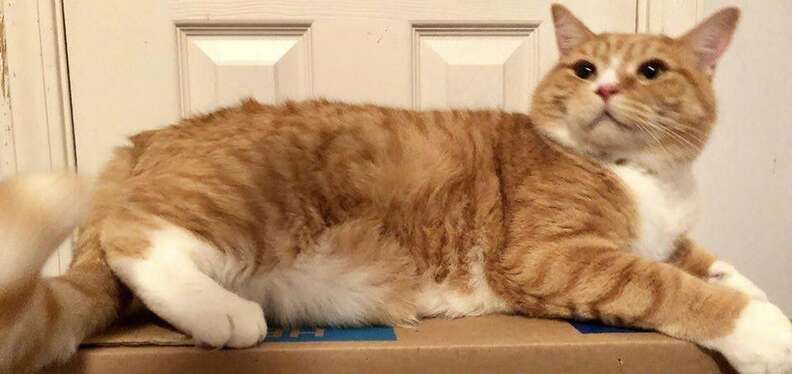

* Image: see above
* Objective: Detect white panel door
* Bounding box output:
[64,1,636,175]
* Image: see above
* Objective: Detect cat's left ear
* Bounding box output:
[679,7,740,73]
[551,4,594,56]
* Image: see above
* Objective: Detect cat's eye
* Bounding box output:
[638,59,667,80]
[572,60,597,80]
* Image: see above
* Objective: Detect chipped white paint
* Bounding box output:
[1,0,76,276]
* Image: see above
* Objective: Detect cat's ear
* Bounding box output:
[551,4,595,56]
[679,7,740,72]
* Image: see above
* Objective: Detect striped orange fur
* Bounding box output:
[1,4,790,373]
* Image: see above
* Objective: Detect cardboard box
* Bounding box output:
[53,315,734,374]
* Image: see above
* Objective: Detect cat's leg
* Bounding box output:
[502,244,791,373]
[667,238,767,301]
[101,216,267,348]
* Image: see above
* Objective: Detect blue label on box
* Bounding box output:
[569,321,646,334]
[263,321,644,342]
[265,326,397,342]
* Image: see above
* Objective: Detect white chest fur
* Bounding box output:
[607,164,699,261]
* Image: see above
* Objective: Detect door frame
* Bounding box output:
[637,0,705,35]
[0,0,702,274]
[1,0,75,275]
[1,0,75,177]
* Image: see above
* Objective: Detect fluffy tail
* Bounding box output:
[0,174,125,372]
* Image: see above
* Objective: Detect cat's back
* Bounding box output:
[104,100,520,251]
[126,99,512,183]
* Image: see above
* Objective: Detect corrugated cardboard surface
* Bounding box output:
[53,315,734,374]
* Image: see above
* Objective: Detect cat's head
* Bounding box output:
[531,4,739,170]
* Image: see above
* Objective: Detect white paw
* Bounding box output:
[709,261,768,301]
[185,297,268,348]
[704,300,792,374]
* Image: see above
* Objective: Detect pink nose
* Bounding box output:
[595,84,619,101]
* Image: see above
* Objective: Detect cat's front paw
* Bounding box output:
[704,300,792,374]
[708,261,768,301]
[185,297,268,349]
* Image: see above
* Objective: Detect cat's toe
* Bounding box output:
[708,261,769,301]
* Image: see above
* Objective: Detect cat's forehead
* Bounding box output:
[564,34,679,66]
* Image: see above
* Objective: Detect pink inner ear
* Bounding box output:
[697,29,733,68]
[558,30,579,50]
[683,9,739,69]
[555,21,592,55]
[552,5,594,56]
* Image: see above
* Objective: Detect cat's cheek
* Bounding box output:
[702,300,792,374]
[708,260,768,301]
[568,99,601,126]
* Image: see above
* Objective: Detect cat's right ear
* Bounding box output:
[551,4,594,56]
[678,7,740,74]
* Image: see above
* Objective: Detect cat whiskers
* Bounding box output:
[613,106,674,159]
[614,103,702,155]
[635,122,675,159]
[661,121,708,144]
[648,118,704,152]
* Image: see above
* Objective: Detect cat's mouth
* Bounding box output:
[588,110,634,132]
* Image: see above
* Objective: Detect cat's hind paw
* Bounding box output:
[188,297,268,349]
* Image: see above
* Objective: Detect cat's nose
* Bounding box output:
[595,84,619,101]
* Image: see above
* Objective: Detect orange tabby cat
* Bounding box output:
[1,4,790,373]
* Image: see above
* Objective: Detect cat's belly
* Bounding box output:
[238,251,512,326]
[607,163,699,261]
[239,255,399,327]
[414,260,512,318]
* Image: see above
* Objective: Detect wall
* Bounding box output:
[693,0,792,314]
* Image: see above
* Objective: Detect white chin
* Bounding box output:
[581,122,641,150]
